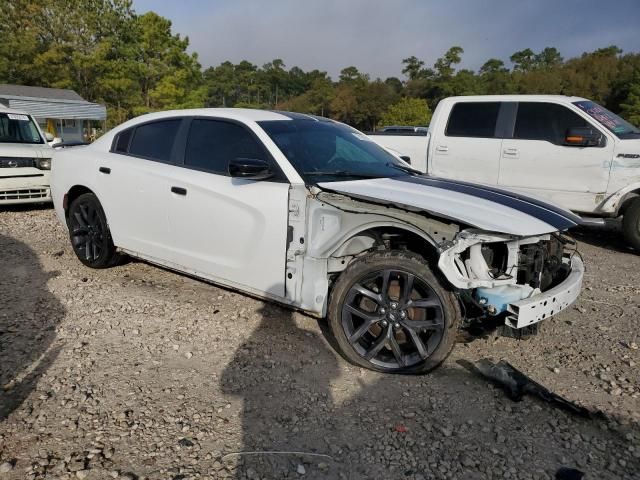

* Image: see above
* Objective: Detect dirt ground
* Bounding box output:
[0,205,638,480]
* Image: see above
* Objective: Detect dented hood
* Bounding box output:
[317,176,582,236]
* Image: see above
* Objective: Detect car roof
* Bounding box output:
[121,108,331,124]
[442,95,589,103]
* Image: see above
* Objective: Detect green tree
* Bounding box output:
[510,48,536,72]
[620,71,640,125]
[379,97,431,127]
[132,11,205,115]
[402,56,425,80]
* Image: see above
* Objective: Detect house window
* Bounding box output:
[63,119,76,128]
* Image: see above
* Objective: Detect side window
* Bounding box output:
[514,103,589,144]
[128,119,182,162]
[113,128,132,153]
[185,119,266,175]
[445,102,501,138]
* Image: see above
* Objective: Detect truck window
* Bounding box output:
[445,102,500,138]
[514,103,589,144]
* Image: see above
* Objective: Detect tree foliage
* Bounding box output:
[379,98,431,127]
[1,1,638,131]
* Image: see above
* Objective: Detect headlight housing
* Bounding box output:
[37,158,51,170]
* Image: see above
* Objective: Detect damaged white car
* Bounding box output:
[51,109,584,373]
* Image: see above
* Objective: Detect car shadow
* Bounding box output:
[219,300,640,479]
[0,232,65,420]
[0,202,54,213]
[573,225,637,255]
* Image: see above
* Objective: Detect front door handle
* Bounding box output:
[99,167,111,174]
[171,186,187,196]
[503,148,519,156]
[435,145,449,153]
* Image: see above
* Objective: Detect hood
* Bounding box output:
[0,143,51,158]
[317,175,582,236]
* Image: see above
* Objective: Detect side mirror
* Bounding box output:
[399,155,411,164]
[228,157,273,180]
[564,127,603,147]
[44,132,54,142]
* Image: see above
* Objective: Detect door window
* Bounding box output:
[514,103,589,144]
[445,102,501,138]
[128,119,182,162]
[185,119,267,175]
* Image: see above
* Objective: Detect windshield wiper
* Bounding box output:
[303,170,383,179]
[386,162,422,175]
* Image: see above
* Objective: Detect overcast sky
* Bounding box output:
[134,0,640,79]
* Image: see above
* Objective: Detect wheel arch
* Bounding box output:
[327,222,441,262]
[64,185,96,219]
[618,189,640,217]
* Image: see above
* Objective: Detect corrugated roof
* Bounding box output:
[0,84,106,120]
[6,98,106,120]
[0,84,85,101]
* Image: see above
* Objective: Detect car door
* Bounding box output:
[166,118,290,297]
[499,102,614,212]
[95,118,186,260]
[429,101,504,185]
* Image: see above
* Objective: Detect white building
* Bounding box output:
[0,84,106,143]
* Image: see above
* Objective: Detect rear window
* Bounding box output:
[445,102,500,138]
[113,128,132,153]
[129,120,181,162]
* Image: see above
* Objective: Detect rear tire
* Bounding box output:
[328,250,460,374]
[67,193,122,268]
[622,198,640,251]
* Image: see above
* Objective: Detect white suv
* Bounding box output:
[51,109,584,374]
[0,107,53,204]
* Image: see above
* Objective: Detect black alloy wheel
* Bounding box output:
[67,193,121,268]
[329,251,460,374]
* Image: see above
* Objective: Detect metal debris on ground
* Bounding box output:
[459,359,597,418]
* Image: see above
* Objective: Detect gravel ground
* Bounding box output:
[0,205,639,480]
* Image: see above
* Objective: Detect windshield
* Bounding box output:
[258,118,412,182]
[0,113,44,144]
[573,101,640,139]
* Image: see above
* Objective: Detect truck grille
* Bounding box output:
[0,157,38,168]
[0,188,49,201]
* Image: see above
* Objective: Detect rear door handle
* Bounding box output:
[503,148,519,157]
[435,145,449,153]
[171,186,187,196]
[99,167,111,174]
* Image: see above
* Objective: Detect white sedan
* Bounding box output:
[51,109,584,374]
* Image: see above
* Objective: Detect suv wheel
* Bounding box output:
[622,198,640,251]
[328,250,460,374]
[67,193,122,268]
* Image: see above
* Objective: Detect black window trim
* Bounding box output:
[509,101,608,148]
[178,116,289,183]
[444,101,503,139]
[109,116,188,164]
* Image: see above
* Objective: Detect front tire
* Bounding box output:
[67,193,122,268]
[328,250,460,374]
[622,198,640,251]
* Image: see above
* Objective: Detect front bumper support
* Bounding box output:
[505,255,584,329]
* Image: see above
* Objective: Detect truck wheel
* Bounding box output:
[328,250,460,374]
[622,198,640,251]
[67,193,122,268]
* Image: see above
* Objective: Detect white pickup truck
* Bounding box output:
[369,95,640,250]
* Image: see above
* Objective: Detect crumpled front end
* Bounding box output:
[437,230,584,330]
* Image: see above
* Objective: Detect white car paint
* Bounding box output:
[0,107,52,204]
[369,95,640,218]
[51,108,583,334]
